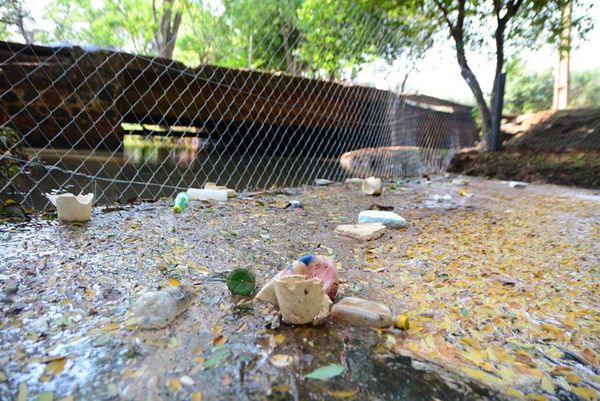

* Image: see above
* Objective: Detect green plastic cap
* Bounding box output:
[227,268,256,296]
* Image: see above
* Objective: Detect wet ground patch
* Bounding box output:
[1,177,599,401]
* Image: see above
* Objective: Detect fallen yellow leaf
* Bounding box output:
[191,392,202,401]
[100,322,120,332]
[84,288,96,300]
[526,394,548,401]
[274,333,286,345]
[505,387,526,399]
[461,367,504,387]
[328,389,359,399]
[167,378,181,392]
[540,375,554,393]
[572,387,598,401]
[213,335,228,347]
[46,357,66,376]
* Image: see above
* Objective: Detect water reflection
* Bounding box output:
[122,135,213,167]
[11,134,343,209]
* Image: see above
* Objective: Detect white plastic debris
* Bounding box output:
[187,188,228,201]
[287,200,303,209]
[256,255,338,325]
[314,178,333,186]
[335,223,386,241]
[344,178,364,184]
[362,177,383,196]
[131,285,195,329]
[180,376,195,387]
[270,354,295,368]
[432,194,452,202]
[358,210,407,228]
[204,182,238,198]
[508,181,528,189]
[331,297,409,329]
[270,275,332,325]
[46,193,94,221]
[451,178,469,186]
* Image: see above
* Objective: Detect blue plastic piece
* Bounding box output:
[299,254,314,266]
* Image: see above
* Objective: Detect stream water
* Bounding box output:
[7,136,345,209]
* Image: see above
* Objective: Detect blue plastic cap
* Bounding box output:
[298,254,314,265]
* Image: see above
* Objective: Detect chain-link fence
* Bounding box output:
[0,0,479,210]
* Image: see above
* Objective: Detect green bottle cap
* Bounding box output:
[227,268,256,296]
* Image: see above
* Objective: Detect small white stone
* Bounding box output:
[180,376,195,387]
[335,223,387,241]
[358,210,407,228]
[270,354,294,368]
[362,177,383,196]
[451,178,469,186]
[508,181,528,188]
[432,194,452,202]
[314,178,333,186]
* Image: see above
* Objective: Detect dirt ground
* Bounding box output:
[448,149,600,189]
[1,176,599,401]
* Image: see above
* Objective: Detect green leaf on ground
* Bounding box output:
[304,364,344,381]
[203,347,230,369]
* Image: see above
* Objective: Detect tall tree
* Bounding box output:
[221,0,303,72]
[47,0,186,58]
[174,1,229,66]
[0,0,34,43]
[413,0,593,143]
[296,0,432,80]
[153,0,183,59]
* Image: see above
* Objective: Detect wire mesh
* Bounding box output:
[0,0,479,210]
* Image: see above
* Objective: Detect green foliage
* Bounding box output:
[504,58,553,114]
[504,58,600,114]
[0,124,25,190]
[47,0,157,53]
[33,0,430,80]
[570,68,600,108]
[296,0,432,79]
[409,0,594,137]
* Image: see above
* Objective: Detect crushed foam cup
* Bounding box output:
[255,255,338,304]
[273,275,332,325]
[46,193,94,221]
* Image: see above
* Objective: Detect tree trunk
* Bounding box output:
[454,41,492,137]
[280,22,295,74]
[154,0,182,59]
[488,20,506,150]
